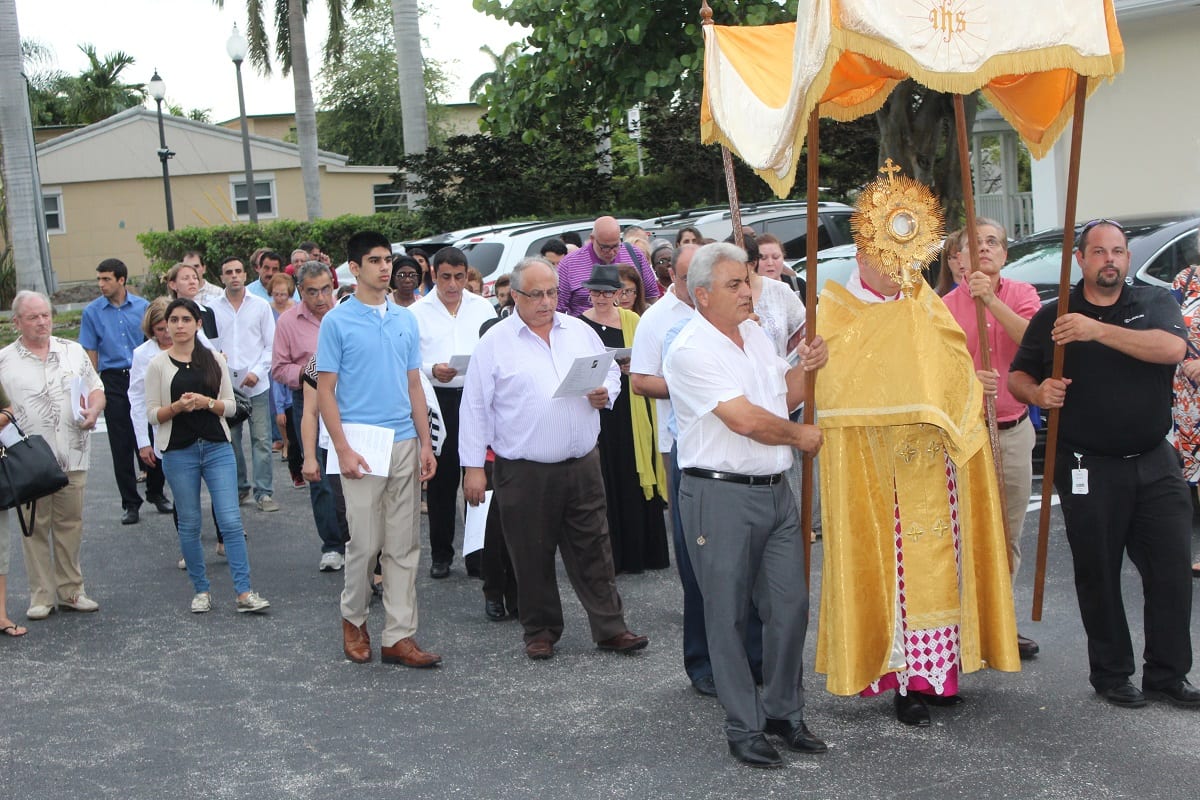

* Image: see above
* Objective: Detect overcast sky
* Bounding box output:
[14,0,525,122]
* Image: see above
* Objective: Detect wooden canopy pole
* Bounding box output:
[801,108,820,580]
[1032,77,1089,621]
[952,93,1010,570]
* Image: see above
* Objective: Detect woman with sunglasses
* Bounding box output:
[145,298,270,615]
[578,265,669,574]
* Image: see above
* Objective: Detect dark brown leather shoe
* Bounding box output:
[342,618,371,664]
[525,640,554,660]
[596,631,649,653]
[381,637,442,668]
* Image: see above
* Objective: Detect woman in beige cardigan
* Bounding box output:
[145,299,270,615]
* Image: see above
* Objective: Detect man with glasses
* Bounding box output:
[1011,219,1199,709]
[461,257,649,660]
[272,261,349,571]
[941,218,1043,661]
[555,216,662,316]
[410,247,498,581]
[211,257,278,512]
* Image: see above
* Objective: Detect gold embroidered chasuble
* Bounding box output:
[814,280,1020,696]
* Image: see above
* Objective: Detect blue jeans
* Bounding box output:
[229,390,273,500]
[162,439,252,595]
[292,388,349,553]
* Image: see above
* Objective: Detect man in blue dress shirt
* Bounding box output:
[78,258,172,525]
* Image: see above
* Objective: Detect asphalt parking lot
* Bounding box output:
[3,435,1199,800]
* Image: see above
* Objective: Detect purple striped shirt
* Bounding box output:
[555,242,661,315]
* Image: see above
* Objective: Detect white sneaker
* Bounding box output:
[177,557,187,570]
[318,551,345,572]
[236,591,270,613]
[190,592,212,613]
[61,592,99,612]
[256,496,280,512]
[26,604,53,620]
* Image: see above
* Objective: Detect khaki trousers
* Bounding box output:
[998,417,1036,579]
[339,439,421,646]
[22,470,88,607]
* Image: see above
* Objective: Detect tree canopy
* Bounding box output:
[316,1,446,167]
[25,43,146,126]
[473,0,796,139]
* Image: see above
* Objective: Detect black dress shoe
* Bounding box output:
[1017,634,1040,660]
[121,508,139,525]
[764,718,827,753]
[147,495,175,514]
[691,675,718,697]
[728,734,783,768]
[894,692,931,726]
[1145,679,1200,708]
[485,600,507,621]
[924,693,964,707]
[1099,680,1147,708]
[430,561,450,579]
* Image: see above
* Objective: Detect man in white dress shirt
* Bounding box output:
[664,242,827,768]
[210,256,278,512]
[409,247,498,580]
[460,257,649,660]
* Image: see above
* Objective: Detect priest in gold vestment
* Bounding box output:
[814,177,1020,726]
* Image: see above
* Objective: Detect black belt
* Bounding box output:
[997,410,1029,431]
[101,368,130,375]
[683,467,783,486]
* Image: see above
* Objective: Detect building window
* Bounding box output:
[43,190,65,234]
[230,177,276,219]
[373,183,405,213]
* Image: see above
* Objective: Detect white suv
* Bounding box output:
[457,218,640,296]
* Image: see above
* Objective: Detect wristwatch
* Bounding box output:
[207,398,216,410]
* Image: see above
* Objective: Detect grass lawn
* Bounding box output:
[0,310,82,348]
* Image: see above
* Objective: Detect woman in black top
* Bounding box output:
[145,299,269,615]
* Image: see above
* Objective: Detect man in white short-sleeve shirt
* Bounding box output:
[664,242,827,768]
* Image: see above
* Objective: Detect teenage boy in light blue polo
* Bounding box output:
[317,231,441,669]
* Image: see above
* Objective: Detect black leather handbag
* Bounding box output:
[229,387,253,426]
[0,414,70,537]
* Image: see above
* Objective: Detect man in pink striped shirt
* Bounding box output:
[556,216,661,315]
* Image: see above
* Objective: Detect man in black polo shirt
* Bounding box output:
[1010,219,1199,710]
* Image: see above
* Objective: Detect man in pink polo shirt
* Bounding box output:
[941,217,1042,660]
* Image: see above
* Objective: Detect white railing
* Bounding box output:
[976,192,1035,239]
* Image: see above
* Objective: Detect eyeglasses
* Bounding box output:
[653,256,672,265]
[619,288,637,297]
[976,236,1005,250]
[512,288,557,301]
[394,271,419,280]
[589,289,617,298]
[303,286,334,298]
[595,242,621,253]
[1077,218,1124,248]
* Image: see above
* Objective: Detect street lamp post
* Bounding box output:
[147,70,175,231]
[227,25,258,224]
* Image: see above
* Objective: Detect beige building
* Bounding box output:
[37,106,397,284]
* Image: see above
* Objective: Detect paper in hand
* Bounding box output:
[552,351,616,399]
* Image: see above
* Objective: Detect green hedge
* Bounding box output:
[136,211,430,285]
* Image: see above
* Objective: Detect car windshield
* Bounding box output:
[459,242,503,278]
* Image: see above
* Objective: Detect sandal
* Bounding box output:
[2,623,28,637]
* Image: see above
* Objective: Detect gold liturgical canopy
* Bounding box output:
[701,0,1125,196]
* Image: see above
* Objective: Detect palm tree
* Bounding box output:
[62,44,146,124]
[390,0,427,209]
[0,0,49,295]
[213,0,373,221]
[469,42,521,106]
